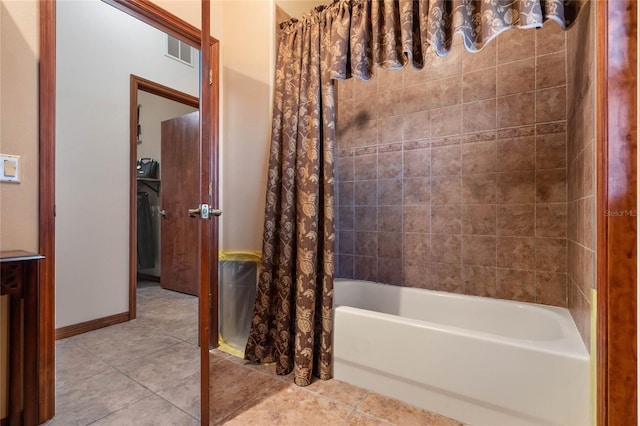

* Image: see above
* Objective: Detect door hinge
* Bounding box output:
[209,182,213,197]
[209,69,213,86]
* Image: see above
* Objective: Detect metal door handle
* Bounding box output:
[188,204,222,219]
[160,209,167,218]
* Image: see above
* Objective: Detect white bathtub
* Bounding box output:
[333,279,590,426]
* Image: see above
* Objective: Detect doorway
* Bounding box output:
[38,1,218,424]
[129,76,199,318]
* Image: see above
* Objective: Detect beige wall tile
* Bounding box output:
[536,21,566,55]
[355,231,378,257]
[430,262,463,293]
[496,136,535,171]
[354,154,378,181]
[536,169,567,202]
[536,86,567,122]
[355,180,377,206]
[431,205,462,234]
[462,67,497,102]
[496,204,535,236]
[431,145,462,176]
[431,105,462,137]
[462,141,497,173]
[462,265,497,297]
[462,99,497,133]
[403,205,430,233]
[535,237,567,273]
[378,205,402,232]
[497,28,535,63]
[462,41,496,73]
[497,92,535,128]
[403,258,431,288]
[496,171,536,203]
[461,173,496,204]
[403,233,430,259]
[378,232,403,258]
[496,269,535,302]
[377,179,402,206]
[402,110,431,141]
[378,257,403,286]
[403,177,431,205]
[432,175,463,205]
[536,52,567,89]
[462,235,496,266]
[536,203,567,238]
[378,151,403,179]
[497,58,535,96]
[496,236,535,269]
[430,234,461,264]
[535,272,567,306]
[462,204,496,235]
[536,132,567,169]
[338,231,355,255]
[403,148,430,178]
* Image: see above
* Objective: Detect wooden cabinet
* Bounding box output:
[1,251,44,426]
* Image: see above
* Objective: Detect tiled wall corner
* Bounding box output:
[336,22,572,308]
[566,0,597,351]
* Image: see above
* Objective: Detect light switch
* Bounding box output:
[0,154,20,183]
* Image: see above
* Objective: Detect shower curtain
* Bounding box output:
[245,0,582,387]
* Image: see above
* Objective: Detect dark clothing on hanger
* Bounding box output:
[137,192,155,269]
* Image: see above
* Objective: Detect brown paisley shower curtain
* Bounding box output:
[245,0,581,387]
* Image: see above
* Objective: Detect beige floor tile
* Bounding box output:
[358,393,464,426]
[68,320,181,366]
[119,342,200,392]
[209,359,291,423]
[157,372,201,419]
[55,340,111,389]
[344,412,394,426]
[221,384,353,426]
[91,395,198,426]
[305,377,370,407]
[48,368,151,426]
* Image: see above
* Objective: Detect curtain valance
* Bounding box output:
[280,0,582,81]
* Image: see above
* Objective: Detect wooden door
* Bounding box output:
[160,111,200,296]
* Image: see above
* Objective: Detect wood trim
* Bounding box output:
[136,272,161,283]
[102,0,201,48]
[596,1,638,425]
[55,312,129,340]
[0,416,8,426]
[38,0,56,422]
[200,1,214,424]
[129,75,199,319]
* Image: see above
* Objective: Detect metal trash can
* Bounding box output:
[218,251,260,356]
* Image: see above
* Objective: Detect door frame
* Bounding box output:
[128,75,199,319]
[596,1,638,424]
[38,1,218,424]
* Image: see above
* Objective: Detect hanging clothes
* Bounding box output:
[137,192,155,269]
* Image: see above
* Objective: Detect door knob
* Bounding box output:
[188,204,222,219]
[159,209,167,218]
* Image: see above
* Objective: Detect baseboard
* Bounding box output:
[137,272,160,283]
[55,312,130,340]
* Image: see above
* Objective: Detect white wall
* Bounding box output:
[55,0,199,328]
[137,91,197,277]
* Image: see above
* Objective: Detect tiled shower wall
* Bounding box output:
[335,23,569,306]
[566,1,596,349]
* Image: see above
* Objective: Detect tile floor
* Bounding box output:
[48,283,464,425]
